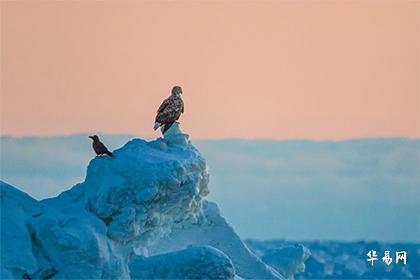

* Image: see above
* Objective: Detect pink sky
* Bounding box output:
[1,1,418,139]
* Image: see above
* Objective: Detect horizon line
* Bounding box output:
[1,132,419,143]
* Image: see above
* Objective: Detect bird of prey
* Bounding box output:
[153,85,184,134]
[89,135,114,157]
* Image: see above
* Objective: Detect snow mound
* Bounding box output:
[1,125,302,279]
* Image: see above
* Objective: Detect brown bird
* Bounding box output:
[153,86,184,134]
[88,135,114,157]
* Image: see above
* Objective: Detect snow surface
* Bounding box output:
[1,124,307,279]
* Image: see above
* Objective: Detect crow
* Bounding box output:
[89,135,114,157]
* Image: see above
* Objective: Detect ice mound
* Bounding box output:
[260,244,311,278]
[129,246,235,279]
[57,128,209,245]
[0,182,43,279]
[1,125,302,279]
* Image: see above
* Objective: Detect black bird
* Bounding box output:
[89,135,114,157]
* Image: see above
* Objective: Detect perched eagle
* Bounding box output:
[153,86,184,134]
[89,135,114,157]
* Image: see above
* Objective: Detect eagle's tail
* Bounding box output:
[153,122,161,130]
[162,122,174,134]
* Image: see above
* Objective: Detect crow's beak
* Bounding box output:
[89,136,93,139]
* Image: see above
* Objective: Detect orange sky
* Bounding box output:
[1,1,418,139]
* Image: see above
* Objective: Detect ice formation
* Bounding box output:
[1,124,306,279]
